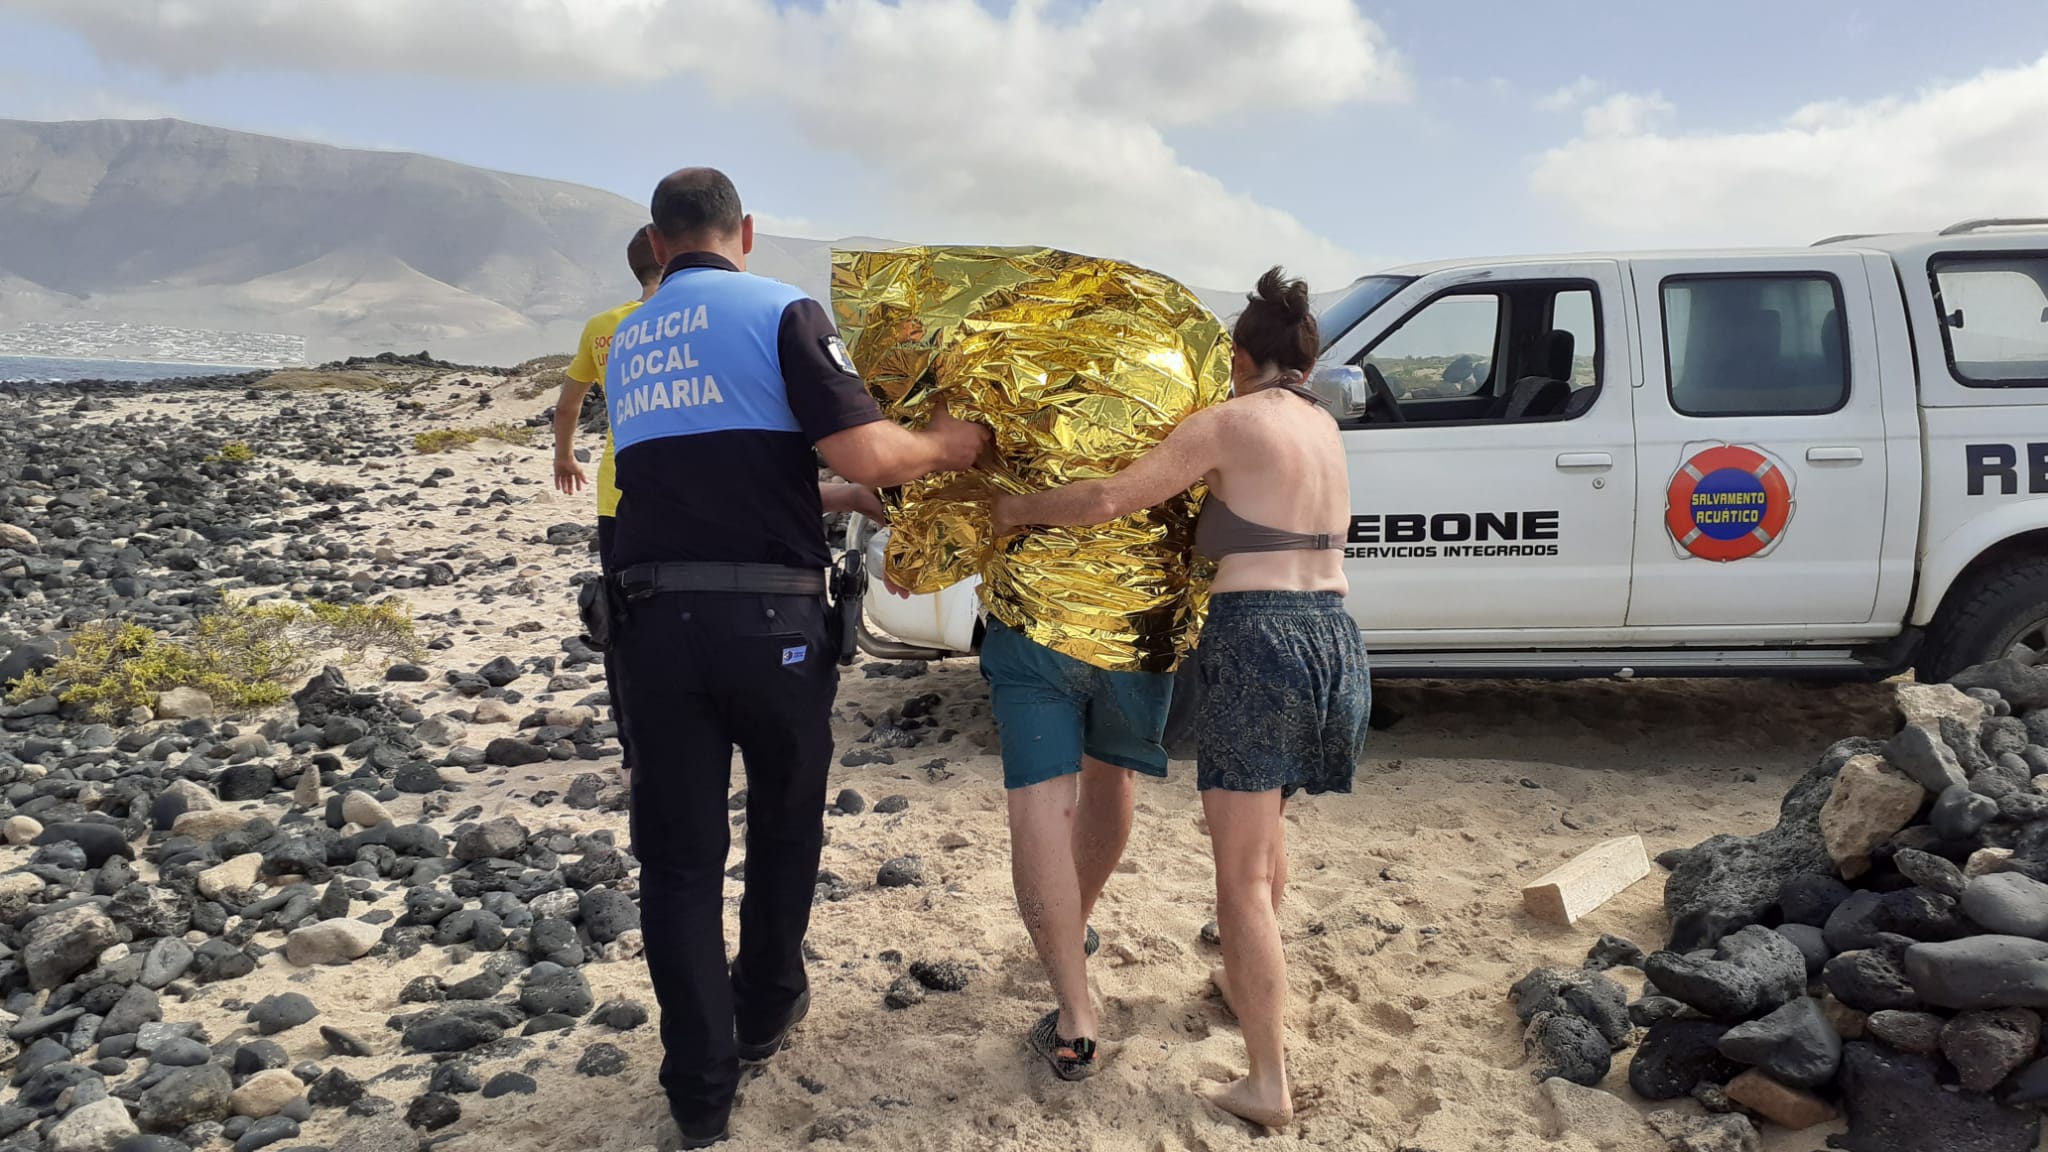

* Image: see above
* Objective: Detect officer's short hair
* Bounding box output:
[627,228,662,283]
[651,168,744,242]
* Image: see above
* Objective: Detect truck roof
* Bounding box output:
[1374,218,2048,280]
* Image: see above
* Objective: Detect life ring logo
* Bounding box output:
[1664,443,1794,562]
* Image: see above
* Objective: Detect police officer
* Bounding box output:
[605,168,986,1149]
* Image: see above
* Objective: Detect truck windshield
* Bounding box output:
[1317,275,1412,351]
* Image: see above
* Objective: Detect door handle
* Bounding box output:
[1806,446,1864,463]
[1556,453,1613,469]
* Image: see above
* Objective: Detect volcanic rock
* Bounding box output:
[1833,1041,2039,1152]
[1645,925,1808,1019]
[1661,740,1875,950]
[1716,997,1841,1087]
[1963,873,2048,940]
[1941,1008,2041,1093]
[1904,935,2048,1010]
[1630,1019,1740,1101]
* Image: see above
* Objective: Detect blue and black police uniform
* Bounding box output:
[604,250,883,1132]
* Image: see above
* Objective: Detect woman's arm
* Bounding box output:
[992,408,1224,532]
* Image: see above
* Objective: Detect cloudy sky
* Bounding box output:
[3,0,2046,290]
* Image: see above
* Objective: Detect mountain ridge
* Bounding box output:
[0,118,1256,364]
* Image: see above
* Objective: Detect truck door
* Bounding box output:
[1323,260,1638,633]
[1625,254,1888,626]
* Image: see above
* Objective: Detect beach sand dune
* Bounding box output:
[30,371,1897,1151]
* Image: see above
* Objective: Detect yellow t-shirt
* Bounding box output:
[565,300,641,518]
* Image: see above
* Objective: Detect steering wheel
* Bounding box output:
[1363,364,1407,424]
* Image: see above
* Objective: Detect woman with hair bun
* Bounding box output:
[993,266,1369,1129]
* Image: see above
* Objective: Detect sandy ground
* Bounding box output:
[47,371,1910,1152]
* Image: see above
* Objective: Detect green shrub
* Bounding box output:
[413,422,536,454]
[208,442,256,464]
[4,599,425,720]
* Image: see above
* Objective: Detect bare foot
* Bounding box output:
[1209,965,1237,1015]
[1207,1077,1293,1129]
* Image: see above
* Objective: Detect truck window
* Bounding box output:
[1931,253,2048,386]
[1349,279,1604,426]
[1551,290,1600,388]
[1661,274,1848,417]
[1363,294,1500,400]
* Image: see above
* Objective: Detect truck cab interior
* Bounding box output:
[1345,279,1601,427]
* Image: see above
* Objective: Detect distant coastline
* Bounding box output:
[0,354,274,384]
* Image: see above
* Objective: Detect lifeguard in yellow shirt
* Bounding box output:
[554,227,665,572]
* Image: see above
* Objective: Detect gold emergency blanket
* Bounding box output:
[830,246,1231,673]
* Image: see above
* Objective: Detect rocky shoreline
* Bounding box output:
[0,363,1934,1152]
[0,364,993,1152]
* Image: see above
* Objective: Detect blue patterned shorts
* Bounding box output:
[1196,592,1370,796]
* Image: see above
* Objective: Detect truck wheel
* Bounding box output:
[1919,555,2048,683]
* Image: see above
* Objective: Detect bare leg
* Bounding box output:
[1008,774,1096,1041]
[1202,787,1292,1127]
[1072,756,1135,927]
[1211,799,1286,1013]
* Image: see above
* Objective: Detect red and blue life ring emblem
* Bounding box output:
[1665,444,1793,562]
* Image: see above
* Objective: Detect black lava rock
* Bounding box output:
[405,1092,461,1131]
[1525,1012,1611,1087]
[1662,739,1876,950]
[593,999,648,1030]
[520,968,594,1017]
[482,1072,537,1099]
[877,856,924,889]
[1583,934,1646,972]
[910,960,970,993]
[1932,783,2003,841]
[1832,1040,2039,1152]
[1508,967,1631,1048]
[1630,1019,1740,1101]
[307,1068,365,1108]
[247,993,318,1036]
[1645,924,1808,1019]
[428,1063,482,1095]
[1905,935,2048,1010]
[401,1016,501,1054]
[218,764,278,802]
[1717,996,1842,1087]
[1894,848,1969,900]
[1825,937,1924,1013]
[1963,872,2048,939]
[575,1043,627,1077]
[1942,1008,2042,1093]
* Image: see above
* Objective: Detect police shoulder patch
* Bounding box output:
[821,334,858,377]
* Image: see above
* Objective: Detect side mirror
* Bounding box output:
[1309,365,1369,418]
[1947,309,1966,329]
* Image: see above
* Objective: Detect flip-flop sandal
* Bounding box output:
[1027,1010,1097,1081]
[1084,925,1100,958]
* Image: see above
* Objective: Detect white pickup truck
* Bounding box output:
[852,219,2048,690]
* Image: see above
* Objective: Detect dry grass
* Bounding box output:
[414,422,538,454]
[254,369,409,394]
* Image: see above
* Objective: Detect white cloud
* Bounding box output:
[2,0,1408,288]
[1536,76,1601,114]
[1533,53,2048,246]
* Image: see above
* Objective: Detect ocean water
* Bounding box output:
[0,355,269,384]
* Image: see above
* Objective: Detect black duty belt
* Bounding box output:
[616,562,827,598]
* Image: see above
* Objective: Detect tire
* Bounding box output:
[1918,555,2048,683]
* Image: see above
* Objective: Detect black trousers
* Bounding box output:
[613,589,837,1125]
